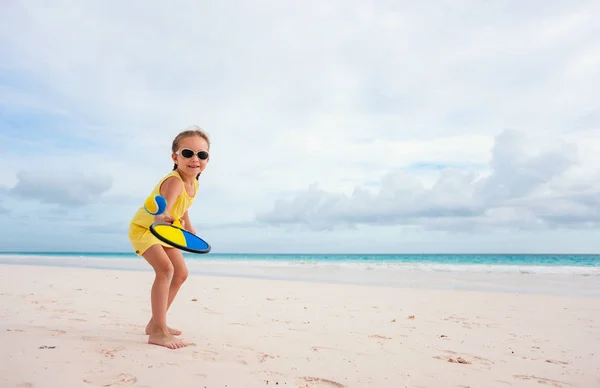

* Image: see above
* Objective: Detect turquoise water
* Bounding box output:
[2,252,599,296]
[1,252,599,268]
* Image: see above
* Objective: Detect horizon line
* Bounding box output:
[1,251,599,256]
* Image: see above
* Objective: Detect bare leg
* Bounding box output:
[145,247,189,335]
[142,244,193,349]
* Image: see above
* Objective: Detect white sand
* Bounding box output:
[1,263,599,388]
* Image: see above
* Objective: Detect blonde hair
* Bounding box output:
[171,125,210,179]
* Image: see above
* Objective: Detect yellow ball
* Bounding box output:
[144,195,167,216]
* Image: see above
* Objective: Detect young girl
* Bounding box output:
[128,125,210,350]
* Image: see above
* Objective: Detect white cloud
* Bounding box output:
[0,1,599,253]
[11,170,112,207]
[257,130,598,232]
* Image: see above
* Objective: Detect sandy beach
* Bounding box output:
[1,263,599,388]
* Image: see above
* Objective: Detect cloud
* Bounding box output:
[256,130,597,232]
[478,130,578,201]
[2,1,598,142]
[10,170,112,207]
[0,1,599,253]
[81,222,127,235]
[0,186,11,215]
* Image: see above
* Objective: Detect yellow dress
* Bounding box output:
[128,170,198,256]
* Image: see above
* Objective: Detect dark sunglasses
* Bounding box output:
[176,148,209,160]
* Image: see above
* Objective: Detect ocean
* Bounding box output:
[1,251,599,271]
[2,252,599,297]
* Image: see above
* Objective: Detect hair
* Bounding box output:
[171,125,211,180]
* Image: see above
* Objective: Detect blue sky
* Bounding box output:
[1,1,599,253]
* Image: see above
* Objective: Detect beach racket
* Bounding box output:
[144,194,211,254]
[149,222,211,254]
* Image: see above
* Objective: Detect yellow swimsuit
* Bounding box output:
[128,170,198,256]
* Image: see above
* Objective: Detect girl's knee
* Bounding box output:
[155,261,175,279]
[174,268,189,285]
[143,245,175,278]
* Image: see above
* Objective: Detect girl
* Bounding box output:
[128,125,210,350]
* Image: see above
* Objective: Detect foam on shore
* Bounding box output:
[1,253,599,297]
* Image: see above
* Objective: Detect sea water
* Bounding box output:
[1,252,599,297]
[1,252,599,273]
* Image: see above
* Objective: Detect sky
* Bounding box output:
[0,0,599,253]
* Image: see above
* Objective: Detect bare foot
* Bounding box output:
[145,319,182,336]
[148,331,194,350]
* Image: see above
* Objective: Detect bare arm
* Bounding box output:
[181,210,195,234]
[155,177,184,224]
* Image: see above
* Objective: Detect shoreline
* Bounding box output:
[1,263,599,387]
[1,254,600,298]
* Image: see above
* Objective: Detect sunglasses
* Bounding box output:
[176,148,209,160]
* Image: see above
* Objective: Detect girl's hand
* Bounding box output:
[154,214,175,224]
[180,218,196,234]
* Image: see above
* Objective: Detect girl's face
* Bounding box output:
[172,135,210,178]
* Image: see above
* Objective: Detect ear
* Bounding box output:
[171,153,178,163]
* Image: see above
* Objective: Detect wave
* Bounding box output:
[1,254,599,276]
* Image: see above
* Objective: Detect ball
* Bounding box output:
[144,195,167,216]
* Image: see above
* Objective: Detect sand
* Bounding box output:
[1,263,599,388]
